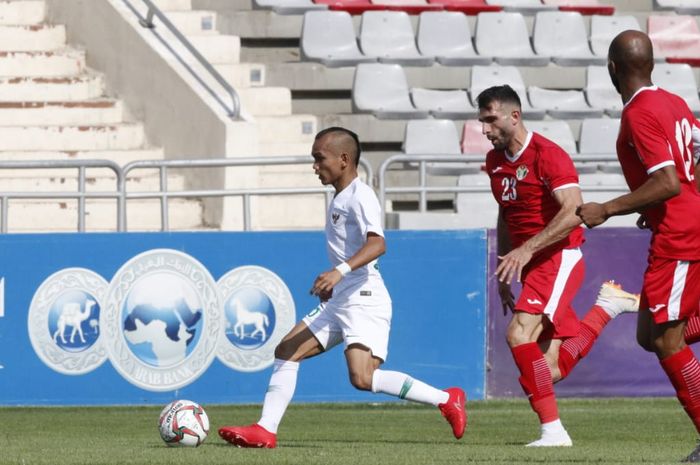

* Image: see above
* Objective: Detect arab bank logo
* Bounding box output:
[28,268,109,375]
[101,249,222,392]
[217,266,295,372]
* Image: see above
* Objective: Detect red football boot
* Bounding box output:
[218,424,277,448]
[438,387,467,439]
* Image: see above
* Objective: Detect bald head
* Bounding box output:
[608,30,654,80]
[315,127,361,167]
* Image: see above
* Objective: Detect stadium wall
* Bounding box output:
[0,230,486,406]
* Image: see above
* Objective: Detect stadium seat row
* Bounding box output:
[254,0,614,15]
[351,63,700,120]
[301,11,694,68]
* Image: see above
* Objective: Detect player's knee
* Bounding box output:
[636,333,655,352]
[506,330,530,348]
[348,371,373,391]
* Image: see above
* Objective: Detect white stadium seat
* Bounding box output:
[485,0,557,13]
[526,120,578,155]
[578,118,620,156]
[528,86,603,119]
[301,11,376,67]
[359,11,434,66]
[590,15,642,58]
[533,11,605,66]
[652,63,700,115]
[417,11,491,66]
[475,12,550,66]
[352,63,430,119]
[410,88,478,119]
[585,65,623,117]
[404,119,480,175]
[470,65,546,119]
[654,0,700,14]
[253,0,327,14]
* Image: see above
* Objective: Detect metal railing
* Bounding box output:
[122,157,373,231]
[122,0,241,119]
[0,160,124,233]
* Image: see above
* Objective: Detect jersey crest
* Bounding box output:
[515,165,529,180]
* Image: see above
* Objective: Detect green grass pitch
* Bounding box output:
[0,398,696,465]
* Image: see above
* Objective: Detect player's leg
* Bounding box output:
[219,303,340,448]
[556,280,639,381]
[339,300,466,439]
[508,311,571,447]
[685,316,700,345]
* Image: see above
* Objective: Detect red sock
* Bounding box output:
[511,342,558,424]
[686,317,700,345]
[660,346,700,434]
[558,306,611,380]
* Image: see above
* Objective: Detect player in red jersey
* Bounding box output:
[477,85,639,447]
[576,30,700,462]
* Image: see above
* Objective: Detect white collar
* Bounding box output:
[505,131,532,163]
[625,85,658,108]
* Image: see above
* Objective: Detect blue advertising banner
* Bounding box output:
[0,230,487,405]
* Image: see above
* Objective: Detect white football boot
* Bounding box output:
[596,280,640,318]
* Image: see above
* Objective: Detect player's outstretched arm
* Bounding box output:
[577,165,680,228]
[309,233,386,297]
[496,187,582,285]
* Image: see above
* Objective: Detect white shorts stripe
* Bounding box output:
[543,248,582,320]
[668,260,689,321]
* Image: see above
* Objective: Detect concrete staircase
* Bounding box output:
[150,0,324,230]
[0,0,202,232]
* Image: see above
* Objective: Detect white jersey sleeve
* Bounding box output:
[351,184,384,238]
[692,121,700,166]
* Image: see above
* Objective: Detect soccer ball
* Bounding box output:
[158,399,209,447]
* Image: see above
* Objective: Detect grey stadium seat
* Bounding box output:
[533,11,605,66]
[470,65,546,119]
[528,86,603,119]
[404,119,480,175]
[301,11,376,67]
[526,120,578,156]
[590,15,642,58]
[485,0,557,13]
[577,118,620,172]
[475,12,550,66]
[654,0,700,15]
[417,12,491,66]
[253,0,327,14]
[352,63,430,119]
[585,65,623,117]
[359,11,434,66]
[652,63,700,115]
[410,88,478,119]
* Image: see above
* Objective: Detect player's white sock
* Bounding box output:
[526,419,573,447]
[371,369,449,406]
[258,358,299,434]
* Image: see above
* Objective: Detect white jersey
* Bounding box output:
[325,177,390,303]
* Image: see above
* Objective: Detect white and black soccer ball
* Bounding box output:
[158,399,210,447]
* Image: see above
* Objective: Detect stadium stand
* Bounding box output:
[359,11,434,65]
[470,66,546,119]
[352,63,431,118]
[403,119,481,174]
[416,11,492,65]
[301,11,376,66]
[585,65,624,116]
[654,0,700,15]
[648,14,700,65]
[528,86,603,118]
[485,0,557,13]
[532,11,606,65]
[253,0,328,14]
[589,14,642,57]
[652,63,700,114]
[410,88,477,118]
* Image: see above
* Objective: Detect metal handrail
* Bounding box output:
[0,160,124,233]
[122,0,241,119]
[378,154,632,222]
[122,156,374,231]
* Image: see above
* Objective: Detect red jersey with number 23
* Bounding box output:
[486,132,584,254]
[618,86,700,260]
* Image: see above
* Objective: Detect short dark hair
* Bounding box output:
[476,85,522,110]
[315,126,361,166]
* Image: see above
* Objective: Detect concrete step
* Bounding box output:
[255,114,316,144]
[0,24,65,51]
[237,86,291,116]
[5,198,204,231]
[0,170,186,190]
[188,34,240,64]
[0,74,105,102]
[164,10,217,35]
[152,0,192,10]
[0,1,45,26]
[0,100,124,125]
[214,62,265,87]
[0,148,165,165]
[0,124,146,151]
[0,50,85,77]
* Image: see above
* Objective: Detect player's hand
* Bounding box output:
[636,214,649,230]
[496,246,532,285]
[318,288,333,302]
[498,281,515,315]
[576,202,607,229]
[310,269,342,297]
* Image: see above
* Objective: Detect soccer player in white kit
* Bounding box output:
[218,127,467,448]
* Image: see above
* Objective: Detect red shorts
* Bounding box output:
[641,256,700,323]
[516,248,584,341]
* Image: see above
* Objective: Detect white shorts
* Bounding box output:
[302,298,392,362]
